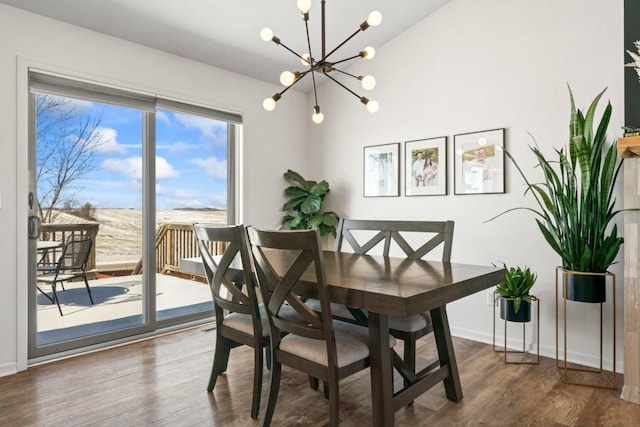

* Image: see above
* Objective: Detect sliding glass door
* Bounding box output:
[27,71,240,359]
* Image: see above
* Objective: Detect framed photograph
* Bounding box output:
[363,143,400,197]
[404,137,447,196]
[454,128,505,195]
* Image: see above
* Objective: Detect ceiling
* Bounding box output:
[0,0,450,92]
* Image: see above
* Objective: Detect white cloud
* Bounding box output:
[156,110,171,126]
[189,156,227,180]
[95,127,126,154]
[102,156,178,180]
[175,113,226,146]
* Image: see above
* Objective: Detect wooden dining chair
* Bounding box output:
[193,223,267,420]
[247,227,395,427]
[36,235,94,316]
[334,218,454,390]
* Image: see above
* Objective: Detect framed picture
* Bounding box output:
[454,128,505,195]
[404,137,447,196]
[363,143,400,197]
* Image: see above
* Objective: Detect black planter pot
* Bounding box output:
[564,271,606,303]
[499,298,531,323]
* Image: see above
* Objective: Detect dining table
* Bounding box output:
[258,249,506,426]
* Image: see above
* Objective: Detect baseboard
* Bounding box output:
[450,326,624,373]
[621,385,640,404]
[0,362,17,378]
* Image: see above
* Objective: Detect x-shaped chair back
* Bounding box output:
[247,227,336,354]
[334,219,454,261]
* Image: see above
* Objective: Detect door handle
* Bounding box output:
[28,215,41,240]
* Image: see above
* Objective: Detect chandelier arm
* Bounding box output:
[276,72,310,99]
[276,39,308,64]
[319,28,363,64]
[311,67,319,107]
[304,13,315,68]
[324,73,362,101]
[330,54,362,67]
[332,68,359,80]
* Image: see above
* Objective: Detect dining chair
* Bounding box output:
[193,223,269,420]
[333,218,454,390]
[36,234,94,316]
[247,227,395,427]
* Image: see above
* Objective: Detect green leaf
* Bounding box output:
[310,180,330,196]
[300,194,322,214]
[285,186,309,198]
[282,195,307,212]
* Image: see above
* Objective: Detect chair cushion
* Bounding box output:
[279,320,396,368]
[388,312,432,333]
[223,304,296,337]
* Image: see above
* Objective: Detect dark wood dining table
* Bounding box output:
[263,250,505,426]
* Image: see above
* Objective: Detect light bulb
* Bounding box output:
[367,11,382,27]
[312,111,324,124]
[366,100,379,113]
[478,137,487,146]
[361,46,376,59]
[297,0,311,13]
[280,71,296,86]
[260,27,273,41]
[263,97,276,111]
[360,75,376,90]
[300,53,311,66]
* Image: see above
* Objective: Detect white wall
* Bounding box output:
[310,0,625,370]
[0,4,308,376]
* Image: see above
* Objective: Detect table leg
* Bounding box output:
[430,305,463,402]
[368,312,394,427]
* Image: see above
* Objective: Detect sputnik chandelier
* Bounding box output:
[261,0,382,123]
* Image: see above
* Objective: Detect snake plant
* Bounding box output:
[491,86,623,273]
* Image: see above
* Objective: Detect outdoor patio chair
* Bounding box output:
[333,218,454,391]
[247,227,395,427]
[37,235,94,316]
[193,224,268,420]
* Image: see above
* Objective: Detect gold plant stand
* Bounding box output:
[493,293,540,364]
[555,267,616,389]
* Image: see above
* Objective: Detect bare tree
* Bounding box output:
[36,94,107,223]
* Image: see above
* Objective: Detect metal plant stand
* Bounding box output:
[555,267,616,389]
[493,293,540,364]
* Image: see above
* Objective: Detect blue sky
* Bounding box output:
[37,95,228,210]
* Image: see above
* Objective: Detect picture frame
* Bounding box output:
[454,128,505,195]
[363,142,400,197]
[404,137,447,196]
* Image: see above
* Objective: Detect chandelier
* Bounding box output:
[261,0,382,123]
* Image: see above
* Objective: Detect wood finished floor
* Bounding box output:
[1,325,638,427]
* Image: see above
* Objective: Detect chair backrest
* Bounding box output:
[59,235,92,270]
[247,227,337,359]
[334,219,454,261]
[193,224,258,326]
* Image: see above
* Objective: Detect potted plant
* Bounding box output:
[281,169,339,237]
[495,264,536,322]
[491,87,623,303]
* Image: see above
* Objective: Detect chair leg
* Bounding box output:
[82,273,94,305]
[328,377,340,427]
[207,335,231,392]
[250,345,264,419]
[37,285,54,302]
[403,336,417,406]
[261,360,281,427]
[265,346,272,370]
[403,336,417,386]
[51,282,63,316]
[308,376,319,390]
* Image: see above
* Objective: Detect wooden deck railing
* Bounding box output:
[41,221,226,276]
[132,222,228,275]
[40,223,100,271]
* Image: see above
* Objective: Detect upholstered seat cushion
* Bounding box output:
[388,311,432,333]
[279,320,396,368]
[223,304,297,337]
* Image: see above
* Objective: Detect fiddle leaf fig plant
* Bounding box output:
[281,169,339,237]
